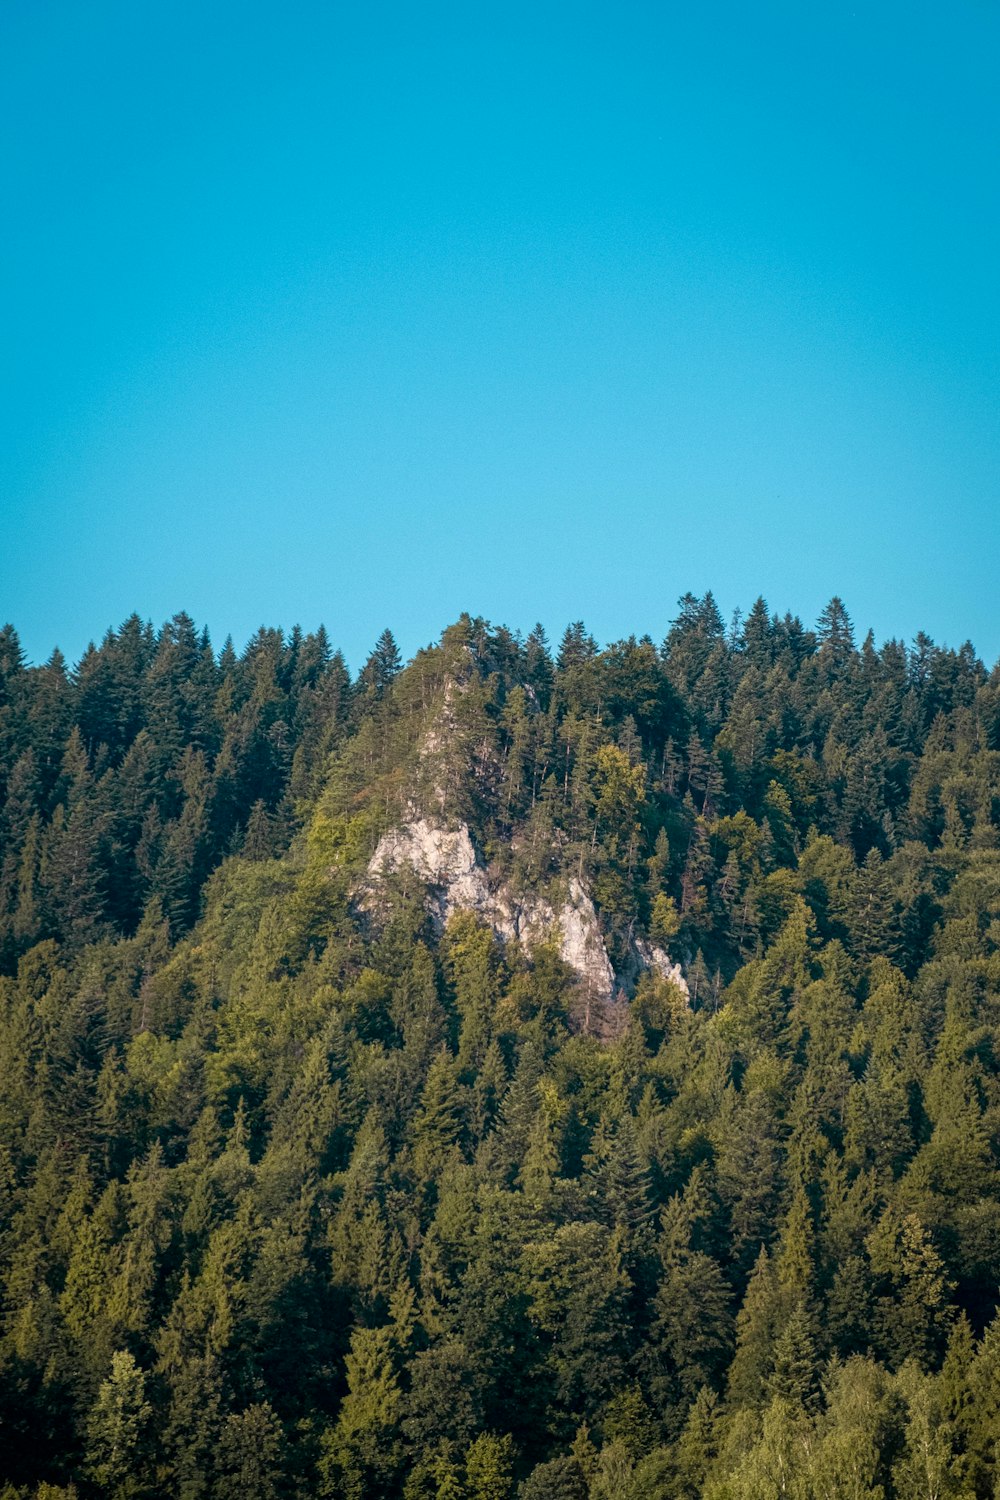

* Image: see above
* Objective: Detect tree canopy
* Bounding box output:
[2,599,1000,1498]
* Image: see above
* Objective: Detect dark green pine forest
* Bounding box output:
[3,595,1000,1499]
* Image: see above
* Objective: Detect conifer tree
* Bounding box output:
[464,1432,515,1500]
[85,1351,151,1498]
[318,1322,404,1499]
[215,1402,286,1500]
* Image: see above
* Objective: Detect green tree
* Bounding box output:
[215,1403,286,1500]
[866,1211,954,1369]
[85,1351,152,1499]
[465,1432,515,1500]
[319,1321,404,1498]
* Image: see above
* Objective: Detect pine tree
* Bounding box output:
[674,1387,719,1498]
[357,629,402,700]
[726,1248,783,1409]
[318,1323,404,1498]
[464,1432,515,1500]
[85,1351,152,1498]
[817,597,855,668]
[412,1047,466,1186]
[523,1220,629,1431]
[768,1301,819,1410]
[866,1210,954,1369]
[215,1403,286,1500]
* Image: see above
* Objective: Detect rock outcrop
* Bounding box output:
[365,816,687,1009]
[514,875,617,1001]
[632,935,689,995]
[368,820,495,926]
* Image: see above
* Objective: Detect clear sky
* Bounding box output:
[2,0,998,670]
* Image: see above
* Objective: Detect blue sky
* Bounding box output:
[2,0,998,669]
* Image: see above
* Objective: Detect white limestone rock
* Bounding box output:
[365,816,688,1017]
[632,935,691,1001]
[368,819,497,926]
[515,877,617,1001]
[366,818,617,999]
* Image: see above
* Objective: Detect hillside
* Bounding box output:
[2,597,1000,1498]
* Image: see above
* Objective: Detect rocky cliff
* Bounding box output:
[365,815,688,1012]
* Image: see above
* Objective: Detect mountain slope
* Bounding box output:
[1,601,1000,1498]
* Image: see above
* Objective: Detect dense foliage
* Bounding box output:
[2,596,1000,1499]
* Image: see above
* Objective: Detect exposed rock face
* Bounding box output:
[369,820,495,925]
[632,935,690,998]
[515,876,616,1002]
[366,817,687,1008]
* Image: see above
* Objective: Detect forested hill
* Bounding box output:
[2,595,1000,1498]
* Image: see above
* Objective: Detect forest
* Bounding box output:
[1,594,1000,1498]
